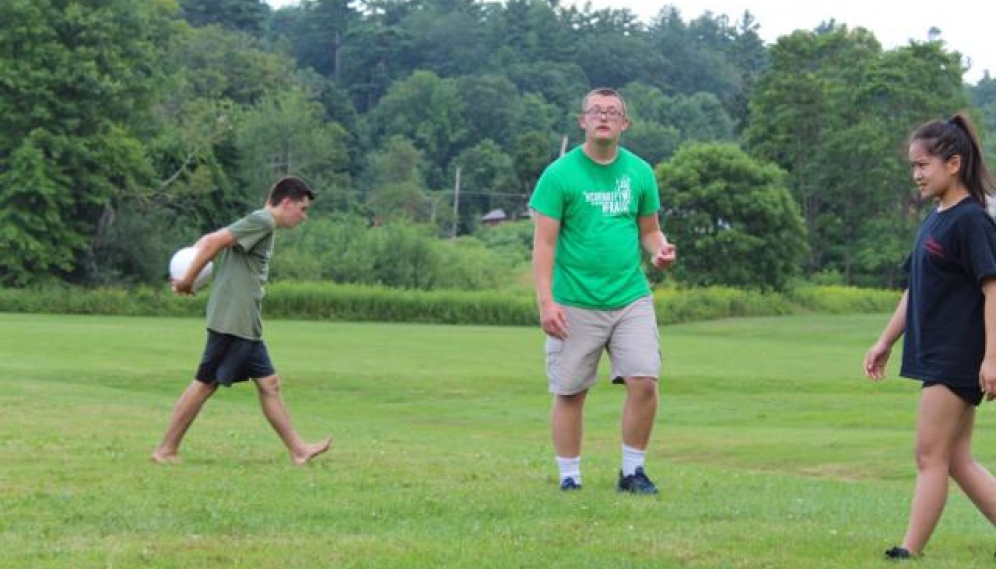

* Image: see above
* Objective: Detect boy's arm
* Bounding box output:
[174,229,237,294]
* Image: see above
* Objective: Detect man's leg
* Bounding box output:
[608,297,661,490]
[552,390,587,487]
[620,376,658,451]
[152,379,219,464]
[552,390,588,457]
[254,374,332,465]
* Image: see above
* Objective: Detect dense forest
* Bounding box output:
[2,0,995,291]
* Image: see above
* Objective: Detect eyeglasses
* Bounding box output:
[582,107,625,120]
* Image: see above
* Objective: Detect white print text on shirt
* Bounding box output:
[583,176,632,216]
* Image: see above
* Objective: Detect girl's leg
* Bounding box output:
[900,385,972,554]
[949,404,996,524]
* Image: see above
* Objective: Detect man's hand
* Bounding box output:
[651,242,677,270]
[539,299,569,340]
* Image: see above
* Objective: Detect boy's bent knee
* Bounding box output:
[254,374,282,395]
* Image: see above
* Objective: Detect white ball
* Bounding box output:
[169,246,213,291]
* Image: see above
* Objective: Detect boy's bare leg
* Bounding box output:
[152,380,219,464]
[620,376,658,450]
[254,375,332,465]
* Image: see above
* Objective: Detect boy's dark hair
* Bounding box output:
[268,176,315,206]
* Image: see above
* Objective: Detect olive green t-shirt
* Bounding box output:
[205,209,275,340]
[528,146,661,310]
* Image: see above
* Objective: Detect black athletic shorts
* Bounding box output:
[196,330,275,387]
[922,381,984,407]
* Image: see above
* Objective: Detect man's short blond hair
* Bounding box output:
[581,88,627,116]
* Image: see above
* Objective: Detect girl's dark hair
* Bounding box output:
[910,112,995,204]
[267,176,315,206]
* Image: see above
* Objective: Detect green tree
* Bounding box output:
[449,140,520,232]
[269,0,357,79]
[167,24,301,105]
[504,61,588,115]
[660,143,808,291]
[745,24,968,285]
[647,7,762,117]
[620,82,732,167]
[364,70,470,188]
[510,93,562,142]
[398,0,490,77]
[457,75,520,150]
[270,214,378,282]
[665,92,736,143]
[367,220,440,289]
[568,8,666,91]
[491,0,575,66]
[512,130,554,194]
[360,136,452,228]
[623,122,681,169]
[970,74,996,164]
[0,0,176,285]
[178,0,268,34]
[142,23,310,239]
[971,72,996,107]
[234,89,354,212]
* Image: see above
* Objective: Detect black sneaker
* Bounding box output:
[560,477,581,491]
[884,546,915,560]
[617,466,659,494]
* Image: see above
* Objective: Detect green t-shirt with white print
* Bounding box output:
[529,146,661,310]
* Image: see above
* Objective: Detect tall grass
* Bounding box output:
[0,283,900,326]
[1,312,994,568]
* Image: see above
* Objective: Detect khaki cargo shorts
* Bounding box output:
[545,295,661,395]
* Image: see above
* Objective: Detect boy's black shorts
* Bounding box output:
[196,330,275,387]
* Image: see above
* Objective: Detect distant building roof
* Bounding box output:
[480,209,507,222]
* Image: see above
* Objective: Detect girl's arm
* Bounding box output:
[864,290,909,380]
[980,278,996,399]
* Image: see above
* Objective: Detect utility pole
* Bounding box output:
[451,166,461,239]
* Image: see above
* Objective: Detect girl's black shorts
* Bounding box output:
[923,381,984,407]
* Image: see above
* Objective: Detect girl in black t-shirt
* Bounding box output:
[865,113,996,560]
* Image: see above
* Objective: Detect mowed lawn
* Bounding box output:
[1,312,995,568]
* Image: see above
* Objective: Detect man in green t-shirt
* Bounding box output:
[530,88,677,493]
[152,176,332,466]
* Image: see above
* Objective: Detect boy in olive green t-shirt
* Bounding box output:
[152,176,332,466]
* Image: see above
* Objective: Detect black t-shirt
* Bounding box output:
[902,199,996,386]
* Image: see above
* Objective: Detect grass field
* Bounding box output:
[1,312,995,568]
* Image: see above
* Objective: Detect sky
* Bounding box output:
[265,0,994,84]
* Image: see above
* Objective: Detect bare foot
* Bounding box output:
[151,448,181,465]
[292,436,333,466]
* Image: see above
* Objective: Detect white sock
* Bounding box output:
[556,456,581,485]
[622,444,645,477]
